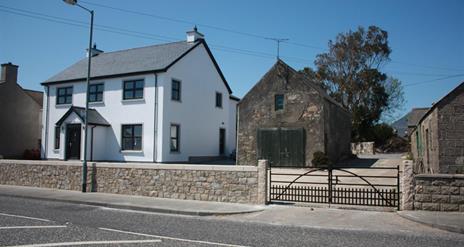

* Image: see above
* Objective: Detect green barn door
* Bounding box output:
[280,128,305,167]
[257,128,305,167]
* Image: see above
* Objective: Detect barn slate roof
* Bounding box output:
[413,81,464,128]
[407,108,430,127]
[240,59,350,114]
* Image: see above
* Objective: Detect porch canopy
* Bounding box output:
[55,106,110,127]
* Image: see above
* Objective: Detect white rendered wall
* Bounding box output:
[160,43,234,162]
[43,74,156,162]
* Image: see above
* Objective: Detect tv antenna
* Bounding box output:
[265,37,289,60]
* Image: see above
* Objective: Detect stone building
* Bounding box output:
[410,82,464,174]
[237,60,351,167]
[0,62,43,158]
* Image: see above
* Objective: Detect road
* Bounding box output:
[1,195,463,247]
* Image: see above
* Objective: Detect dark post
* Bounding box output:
[397,165,400,210]
[328,161,333,204]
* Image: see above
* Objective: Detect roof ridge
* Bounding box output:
[91,40,190,57]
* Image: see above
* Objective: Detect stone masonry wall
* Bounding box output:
[351,142,375,155]
[436,84,464,174]
[0,160,264,204]
[413,174,464,211]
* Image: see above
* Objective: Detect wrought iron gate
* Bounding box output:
[268,166,400,209]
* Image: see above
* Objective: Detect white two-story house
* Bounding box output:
[41,28,238,163]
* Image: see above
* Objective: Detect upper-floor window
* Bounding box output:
[89,83,104,103]
[121,124,142,150]
[123,80,144,100]
[56,86,73,105]
[275,94,284,111]
[171,79,181,101]
[215,92,223,108]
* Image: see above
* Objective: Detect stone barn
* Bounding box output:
[410,81,464,174]
[237,60,351,167]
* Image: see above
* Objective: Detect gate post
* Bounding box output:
[257,159,269,205]
[328,167,333,204]
[401,160,414,210]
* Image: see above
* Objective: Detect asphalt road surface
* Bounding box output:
[1,195,463,247]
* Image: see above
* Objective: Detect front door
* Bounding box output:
[219,128,226,156]
[66,124,81,160]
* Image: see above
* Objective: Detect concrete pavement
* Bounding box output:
[0,185,264,216]
[398,210,464,234]
[2,195,464,247]
[1,184,463,235]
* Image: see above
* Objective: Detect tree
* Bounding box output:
[305,26,404,141]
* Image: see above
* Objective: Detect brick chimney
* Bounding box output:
[1,62,18,84]
[186,26,204,43]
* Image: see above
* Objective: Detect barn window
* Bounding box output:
[275,94,284,111]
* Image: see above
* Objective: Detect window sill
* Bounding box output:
[120,150,143,154]
[89,101,105,106]
[171,99,182,103]
[170,151,181,154]
[121,98,145,104]
[53,149,60,152]
[56,104,72,108]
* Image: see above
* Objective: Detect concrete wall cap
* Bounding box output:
[415,174,464,179]
[0,159,258,172]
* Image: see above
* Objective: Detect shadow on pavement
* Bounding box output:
[335,158,379,168]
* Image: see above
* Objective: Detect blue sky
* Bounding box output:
[1,0,463,121]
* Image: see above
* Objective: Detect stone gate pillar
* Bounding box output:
[402,160,414,210]
[257,159,269,205]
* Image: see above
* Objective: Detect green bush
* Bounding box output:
[312,151,330,167]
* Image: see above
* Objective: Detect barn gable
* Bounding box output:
[237,60,351,167]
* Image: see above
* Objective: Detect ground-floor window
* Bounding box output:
[121,124,142,150]
[54,126,60,149]
[170,124,180,152]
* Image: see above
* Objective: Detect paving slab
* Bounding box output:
[398,210,464,234]
[0,185,264,216]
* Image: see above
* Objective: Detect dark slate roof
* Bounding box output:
[241,59,349,115]
[56,106,110,127]
[23,89,43,107]
[407,107,430,127]
[44,41,199,83]
[42,39,233,94]
[414,81,464,128]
